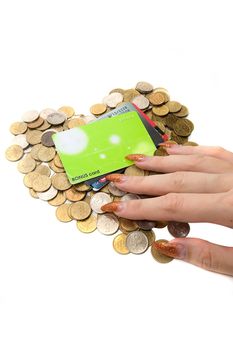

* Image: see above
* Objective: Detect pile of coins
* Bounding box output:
[5,82,195,264]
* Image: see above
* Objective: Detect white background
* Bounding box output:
[0,0,233,349]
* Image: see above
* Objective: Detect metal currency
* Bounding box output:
[124,165,145,177]
[23,171,40,188]
[173,105,189,117]
[151,239,174,263]
[35,164,51,177]
[54,154,64,168]
[67,117,86,128]
[108,182,126,197]
[65,187,86,201]
[123,89,140,102]
[5,145,24,161]
[47,112,66,125]
[37,186,58,201]
[125,231,149,254]
[39,108,57,120]
[27,116,44,129]
[121,193,141,201]
[32,174,51,192]
[37,120,51,131]
[30,144,42,160]
[13,134,29,149]
[142,230,155,246]
[17,155,36,173]
[131,94,150,110]
[10,121,27,135]
[37,146,56,162]
[119,218,138,232]
[97,213,119,235]
[109,88,125,95]
[135,81,153,94]
[52,173,72,191]
[173,119,194,137]
[29,188,39,199]
[22,110,39,123]
[56,203,72,222]
[90,192,112,213]
[49,160,65,173]
[26,130,42,145]
[103,92,123,108]
[76,214,97,233]
[69,201,91,220]
[149,92,165,106]
[90,104,107,116]
[74,183,91,192]
[166,101,182,113]
[41,130,56,147]
[152,105,169,116]
[113,233,129,254]
[167,221,190,238]
[48,191,66,206]
[58,106,75,118]
[136,220,156,230]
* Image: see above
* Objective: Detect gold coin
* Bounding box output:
[153,88,170,102]
[69,201,91,220]
[58,106,75,118]
[27,117,44,129]
[154,147,168,156]
[54,154,64,168]
[152,105,169,116]
[30,144,42,160]
[155,221,168,228]
[68,117,86,128]
[151,239,174,263]
[17,155,36,173]
[124,165,145,176]
[170,131,188,144]
[166,101,182,113]
[52,173,72,190]
[23,171,40,188]
[48,191,66,206]
[49,160,65,173]
[74,183,91,192]
[109,88,125,94]
[113,234,129,255]
[37,120,51,131]
[76,214,97,233]
[65,187,86,201]
[35,164,51,177]
[142,230,156,246]
[29,188,39,199]
[173,105,189,117]
[37,146,56,162]
[119,218,138,232]
[5,145,24,161]
[26,130,42,145]
[90,103,107,116]
[10,122,27,135]
[123,89,140,102]
[56,203,72,222]
[173,119,194,137]
[32,174,51,192]
[148,92,165,106]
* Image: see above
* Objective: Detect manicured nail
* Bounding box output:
[105,174,127,182]
[153,241,186,259]
[158,142,182,149]
[125,154,147,162]
[101,201,123,213]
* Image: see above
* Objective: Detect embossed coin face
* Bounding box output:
[136,220,156,230]
[131,95,150,110]
[125,231,149,254]
[32,174,51,192]
[108,182,126,197]
[167,221,190,238]
[135,81,153,94]
[102,92,123,108]
[151,239,174,263]
[90,193,112,214]
[48,191,66,206]
[21,110,39,122]
[52,173,72,191]
[41,130,56,147]
[17,155,36,173]
[13,134,29,149]
[56,203,72,222]
[10,121,27,135]
[97,214,119,235]
[47,112,66,125]
[37,186,58,201]
[5,145,24,161]
[113,233,129,254]
[76,214,97,233]
[90,103,107,116]
[69,201,91,220]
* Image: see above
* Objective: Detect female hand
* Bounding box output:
[101,145,233,276]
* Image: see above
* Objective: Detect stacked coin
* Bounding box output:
[5,82,195,264]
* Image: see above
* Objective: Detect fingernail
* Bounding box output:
[105,174,127,182]
[153,241,186,259]
[125,154,148,162]
[158,142,182,149]
[101,201,123,213]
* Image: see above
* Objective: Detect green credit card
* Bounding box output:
[52,111,156,184]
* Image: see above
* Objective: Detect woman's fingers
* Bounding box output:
[101,191,233,228]
[153,238,233,276]
[106,172,233,195]
[163,145,233,164]
[126,153,233,174]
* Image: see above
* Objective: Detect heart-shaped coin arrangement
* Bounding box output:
[5,82,197,263]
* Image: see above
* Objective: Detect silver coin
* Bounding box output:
[131,95,150,110]
[97,213,119,235]
[47,112,66,125]
[37,186,58,201]
[40,108,57,120]
[102,92,123,108]
[21,110,39,123]
[41,130,56,147]
[121,193,141,201]
[126,231,149,254]
[12,134,29,149]
[136,220,156,230]
[90,192,112,213]
[136,81,153,94]
[108,182,126,197]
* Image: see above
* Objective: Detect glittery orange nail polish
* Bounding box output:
[101,202,123,213]
[153,241,185,258]
[125,154,147,161]
[105,174,126,182]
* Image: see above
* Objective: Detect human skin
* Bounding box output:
[101,145,233,276]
